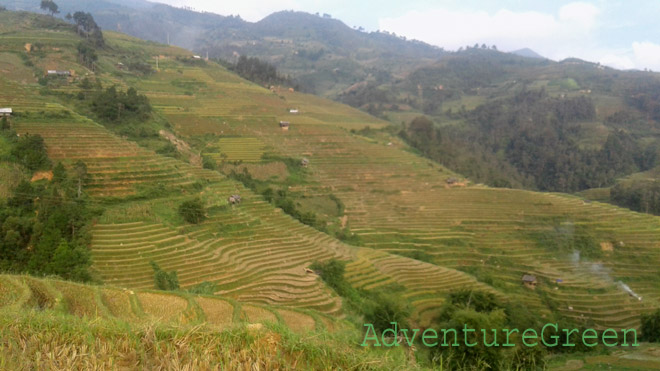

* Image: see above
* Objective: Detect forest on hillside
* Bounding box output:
[401,87,659,192]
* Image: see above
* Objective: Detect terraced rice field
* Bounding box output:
[205,137,266,163]
[90,180,351,315]
[0,275,326,332]
[247,121,660,329]
[110,56,660,330]
[12,118,222,197]
[3,23,659,333]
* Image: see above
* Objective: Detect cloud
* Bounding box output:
[378,2,601,60]
[632,41,660,71]
[155,0,300,21]
[598,53,635,70]
[558,2,600,28]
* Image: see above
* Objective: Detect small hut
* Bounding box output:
[279,121,290,131]
[522,274,537,290]
[0,108,12,117]
[446,177,459,185]
[301,158,309,167]
[228,194,242,205]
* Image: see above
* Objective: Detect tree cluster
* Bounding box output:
[178,198,206,224]
[76,42,98,69]
[310,259,411,333]
[400,89,655,192]
[0,125,93,281]
[627,81,660,122]
[611,180,660,215]
[150,261,180,290]
[40,0,59,17]
[641,309,660,342]
[73,12,104,47]
[10,134,51,172]
[0,163,92,281]
[226,55,297,88]
[88,86,152,123]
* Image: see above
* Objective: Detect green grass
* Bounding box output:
[0,274,412,370]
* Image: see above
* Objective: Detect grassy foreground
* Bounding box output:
[0,274,410,370]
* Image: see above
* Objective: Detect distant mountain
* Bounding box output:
[511,48,546,59]
[0,0,446,96]
[197,11,446,95]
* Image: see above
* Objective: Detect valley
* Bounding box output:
[0,7,659,369]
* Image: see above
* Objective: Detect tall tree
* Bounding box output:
[73,160,88,198]
[40,0,59,16]
[73,12,104,47]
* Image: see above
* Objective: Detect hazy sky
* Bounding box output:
[155,0,660,70]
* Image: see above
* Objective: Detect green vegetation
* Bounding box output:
[0,124,92,281]
[2,8,660,368]
[72,11,104,47]
[401,89,655,192]
[221,55,298,89]
[178,198,206,224]
[311,259,411,333]
[9,133,51,172]
[641,309,660,342]
[611,180,660,215]
[228,164,325,230]
[0,274,410,369]
[39,0,59,17]
[89,86,152,123]
[0,173,93,281]
[150,261,180,290]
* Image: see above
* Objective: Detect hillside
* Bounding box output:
[0,0,446,97]
[1,9,660,368]
[7,0,660,200]
[0,274,409,369]
[512,48,546,59]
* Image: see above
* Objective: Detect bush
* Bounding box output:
[89,86,151,123]
[150,261,179,291]
[11,133,51,171]
[362,288,411,332]
[311,259,411,333]
[641,309,660,342]
[178,198,206,224]
[188,281,218,295]
[202,156,216,170]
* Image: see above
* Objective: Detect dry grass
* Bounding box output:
[136,292,188,323]
[0,276,23,308]
[101,288,137,321]
[240,305,278,324]
[0,305,411,370]
[276,309,316,333]
[52,281,102,318]
[24,277,59,311]
[195,297,234,328]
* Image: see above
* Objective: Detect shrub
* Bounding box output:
[188,281,218,295]
[11,133,51,171]
[150,261,179,291]
[641,309,660,342]
[178,198,206,224]
[202,156,216,170]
